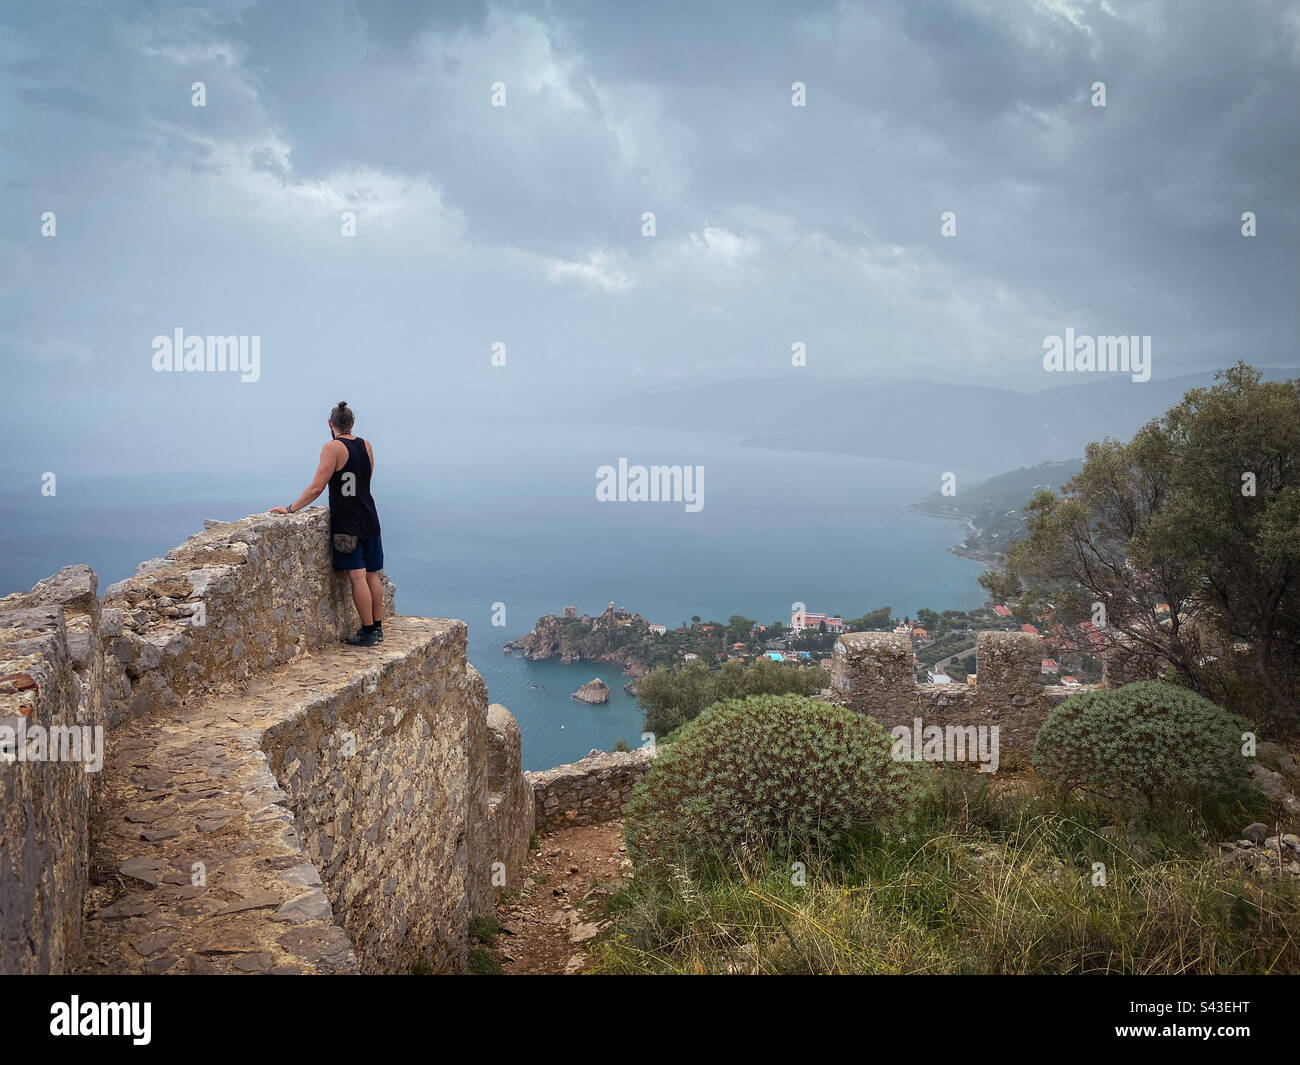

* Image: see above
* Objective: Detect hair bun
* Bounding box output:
[337,400,348,408]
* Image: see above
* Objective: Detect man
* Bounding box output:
[270,401,385,646]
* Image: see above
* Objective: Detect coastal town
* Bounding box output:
[505,598,1107,688]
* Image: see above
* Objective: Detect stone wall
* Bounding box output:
[261,620,476,974]
[828,632,916,719]
[527,748,655,833]
[99,509,395,726]
[1099,631,1167,688]
[1,506,533,975]
[0,565,111,974]
[830,630,1092,767]
[472,704,536,910]
[0,601,88,972]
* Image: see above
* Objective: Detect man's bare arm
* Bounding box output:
[271,443,342,514]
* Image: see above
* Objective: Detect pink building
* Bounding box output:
[791,609,847,633]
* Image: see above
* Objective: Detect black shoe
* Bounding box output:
[345,627,380,647]
[374,625,384,643]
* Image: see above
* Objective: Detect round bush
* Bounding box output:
[625,693,916,864]
[1033,681,1248,803]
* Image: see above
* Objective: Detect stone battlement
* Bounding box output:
[0,508,533,975]
[830,630,1101,765]
[527,747,655,834]
[98,509,395,726]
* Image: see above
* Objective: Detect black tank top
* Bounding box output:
[328,437,381,538]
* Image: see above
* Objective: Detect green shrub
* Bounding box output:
[1034,681,1248,804]
[467,946,504,975]
[625,693,916,865]
[468,914,501,946]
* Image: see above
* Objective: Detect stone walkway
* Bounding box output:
[77,619,442,975]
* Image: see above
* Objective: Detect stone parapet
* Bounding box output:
[527,748,655,833]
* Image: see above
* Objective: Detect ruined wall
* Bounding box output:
[471,704,536,911]
[828,632,916,719]
[0,566,109,974]
[0,604,87,972]
[830,630,1090,767]
[262,621,477,974]
[100,510,394,726]
[2,507,533,975]
[527,748,655,833]
[1099,631,1168,688]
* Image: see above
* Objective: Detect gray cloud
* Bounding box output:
[2,0,1296,475]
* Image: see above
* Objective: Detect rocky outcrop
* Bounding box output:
[1215,826,1300,878]
[504,603,651,675]
[1249,764,1300,818]
[572,678,610,704]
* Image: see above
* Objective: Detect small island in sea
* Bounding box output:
[571,678,611,704]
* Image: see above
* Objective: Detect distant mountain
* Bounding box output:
[576,365,1299,476]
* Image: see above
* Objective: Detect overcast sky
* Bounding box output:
[3,0,1297,475]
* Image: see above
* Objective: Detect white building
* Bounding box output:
[791,609,847,633]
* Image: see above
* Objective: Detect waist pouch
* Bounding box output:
[332,533,358,554]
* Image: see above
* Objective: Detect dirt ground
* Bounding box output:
[480,820,630,975]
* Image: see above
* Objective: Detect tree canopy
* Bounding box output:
[983,363,1299,730]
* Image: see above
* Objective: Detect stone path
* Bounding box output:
[77,618,443,975]
[488,821,630,975]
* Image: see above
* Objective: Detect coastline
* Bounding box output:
[907,502,1002,572]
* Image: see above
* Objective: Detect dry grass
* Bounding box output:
[592,768,1299,974]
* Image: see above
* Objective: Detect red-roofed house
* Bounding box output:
[1021,623,1039,635]
[993,605,1012,618]
[1078,622,1106,651]
[1041,658,1059,674]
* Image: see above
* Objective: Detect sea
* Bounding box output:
[0,426,988,770]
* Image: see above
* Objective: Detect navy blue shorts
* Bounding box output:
[332,533,384,572]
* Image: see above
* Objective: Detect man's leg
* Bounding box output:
[366,572,384,623]
[347,568,374,626]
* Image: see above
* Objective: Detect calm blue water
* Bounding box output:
[0,427,987,769]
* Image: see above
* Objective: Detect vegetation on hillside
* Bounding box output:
[915,458,1085,556]
[595,682,1291,974]
[985,363,1300,734]
[569,367,1300,976]
[637,658,828,737]
[626,694,915,865]
[1034,681,1249,804]
[591,765,1293,974]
